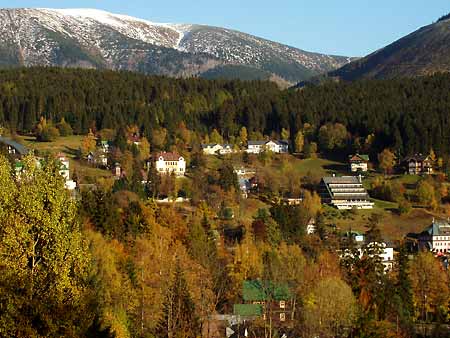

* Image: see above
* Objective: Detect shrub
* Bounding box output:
[56,118,73,136]
[38,126,60,142]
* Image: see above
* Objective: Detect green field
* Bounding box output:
[17,135,84,157]
[16,135,112,180]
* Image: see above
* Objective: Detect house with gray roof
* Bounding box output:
[246,140,289,154]
[319,175,374,209]
[418,219,450,254]
[0,136,30,157]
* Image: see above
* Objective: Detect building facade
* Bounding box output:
[349,154,369,172]
[404,154,433,175]
[320,175,374,210]
[155,152,186,176]
[418,219,450,253]
[247,140,289,154]
[234,280,294,324]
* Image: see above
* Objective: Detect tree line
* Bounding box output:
[2,67,450,159]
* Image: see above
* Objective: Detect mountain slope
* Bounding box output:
[329,17,450,81]
[0,8,352,82]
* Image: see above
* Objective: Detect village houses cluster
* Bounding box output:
[0,133,448,329]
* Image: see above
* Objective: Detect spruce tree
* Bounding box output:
[157,263,200,338]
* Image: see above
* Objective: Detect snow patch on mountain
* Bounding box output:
[0,8,353,82]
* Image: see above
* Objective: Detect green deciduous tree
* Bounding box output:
[303,277,357,338]
[209,128,223,145]
[318,123,348,152]
[0,155,91,337]
[56,117,73,136]
[416,180,439,210]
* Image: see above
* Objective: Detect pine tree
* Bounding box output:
[395,244,414,333]
[157,263,200,338]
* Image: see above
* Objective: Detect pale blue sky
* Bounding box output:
[2,0,449,57]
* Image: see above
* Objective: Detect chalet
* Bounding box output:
[404,154,433,175]
[233,280,293,323]
[348,154,369,172]
[155,152,186,176]
[418,219,450,254]
[319,175,374,210]
[246,140,289,154]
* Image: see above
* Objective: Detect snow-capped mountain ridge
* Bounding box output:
[0,8,353,82]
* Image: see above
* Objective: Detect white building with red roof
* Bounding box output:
[155,152,186,176]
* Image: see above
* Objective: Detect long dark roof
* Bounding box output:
[0,136,29,156]
[322,176,361,185]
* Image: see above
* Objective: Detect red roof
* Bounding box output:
[155,152,182,161]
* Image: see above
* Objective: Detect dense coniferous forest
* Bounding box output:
[1,67,450,157]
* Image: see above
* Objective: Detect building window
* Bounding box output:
[279,301,286,309]
[280,313,286,322]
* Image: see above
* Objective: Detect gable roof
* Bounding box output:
[322,176,361,185]
[248,140,267,146]
[273,140,289,146]
[155,152,183,161]
[0,136,30,156]
[243,280,291,301]
[404,154,430,162]
[424,219,450,236]
[201,143,221,148]
[349,154,369,162]
[233,304,263,317]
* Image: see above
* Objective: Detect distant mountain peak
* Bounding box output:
[0,7,352,83]
[328,18,450,81]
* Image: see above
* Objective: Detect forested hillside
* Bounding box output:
[1,68,450,157]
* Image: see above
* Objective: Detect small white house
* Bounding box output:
[56,154,76,190]
[265,140,289,154]
[246,140,289,154]
[155,152,186,176]
[202,143,237,155]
